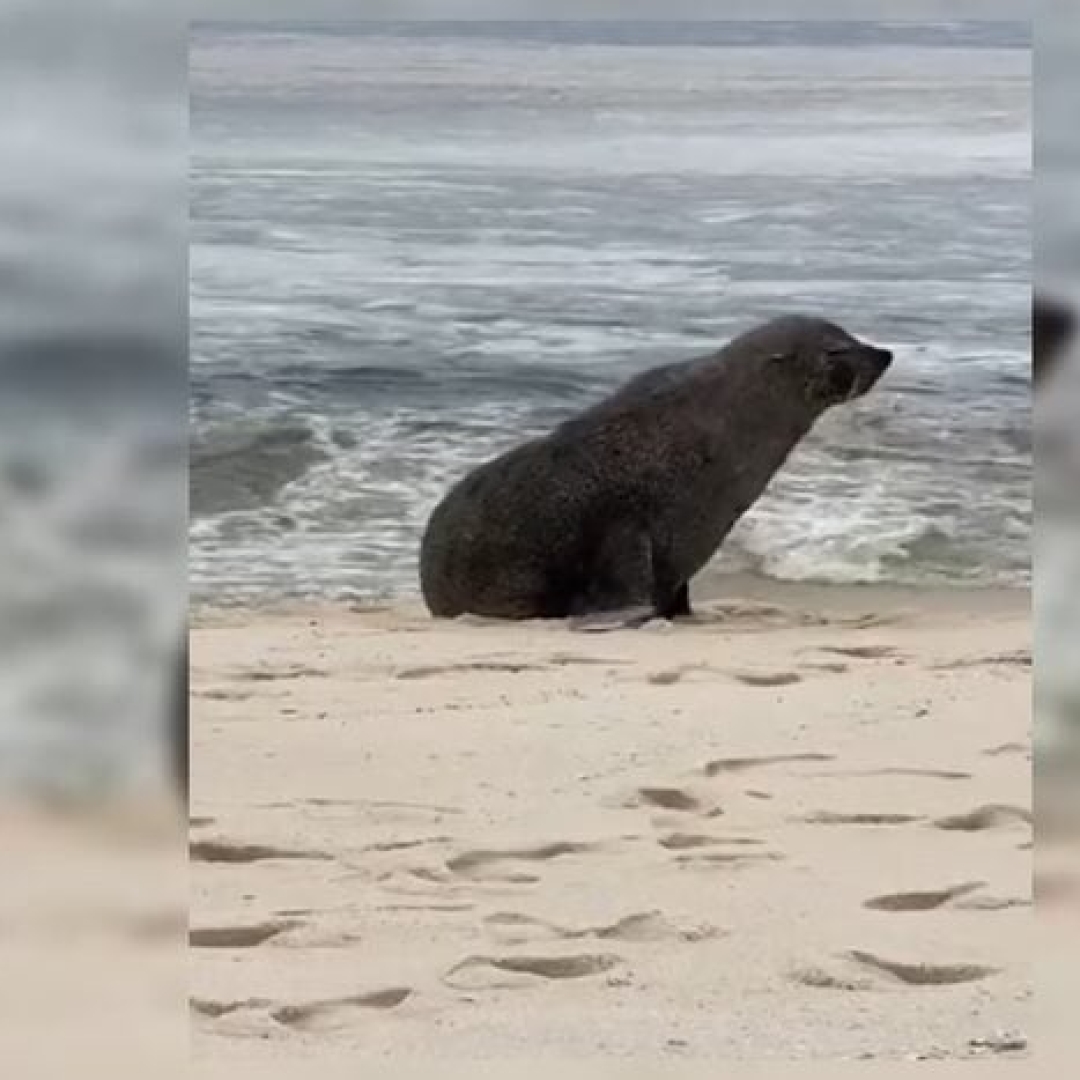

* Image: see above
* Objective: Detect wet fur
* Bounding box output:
[420,315,891,621]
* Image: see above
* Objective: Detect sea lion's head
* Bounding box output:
[748,314,892,411]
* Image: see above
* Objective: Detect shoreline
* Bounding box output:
[190,573,1029,628]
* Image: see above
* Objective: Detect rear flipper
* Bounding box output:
[569,605,657,633]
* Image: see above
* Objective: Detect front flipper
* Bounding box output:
[568,521,656,630]
[657,580,692,621]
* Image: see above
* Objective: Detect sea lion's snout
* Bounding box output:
[868,344,893,379]
[846,342,892,400]
[871,345,893,368]
[790,317,894,408]
[814,336,892,406]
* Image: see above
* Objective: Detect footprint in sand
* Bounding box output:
[361,836,453,854]
[799,811,923,826]
[934,651,1031,671]
[270,988,412,1032]
[846,949,1000,986]
[813,767,972,782]
[444,953,623,989]
[446,842,600,883]
[793,951,1000,991]
[703,753,834,777]
[376,901,476,913]
[235,665,328,682]
[392,866,458,887]
[863,882,984,912]
[483,910,719,945]
[190,997,272,1019]
[190,838,330,864]
[190,918,304,948]
[626,787,705,813]
[658,832,764,851]
[817,645,898,661]
[674,851,784,869]
[727,670,803,687]
[395,660,546,680]
[933,805,1031,832]
[804,661,850,674]
[647,666,701,686]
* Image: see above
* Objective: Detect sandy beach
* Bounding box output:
[190,580,1030,1063]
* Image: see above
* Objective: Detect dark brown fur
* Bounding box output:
[420,315,892,621]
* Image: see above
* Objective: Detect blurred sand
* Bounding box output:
[190,584,1030,1063]
[0,800,186,1078]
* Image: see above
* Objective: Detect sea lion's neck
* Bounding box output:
[697,363,818,457]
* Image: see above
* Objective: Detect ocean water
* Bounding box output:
[191,20,1030,605]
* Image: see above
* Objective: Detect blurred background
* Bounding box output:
[1036,4,1079,762]
[1035,0,1080,1066]
[0,1,185,1075]
[0,0,185,798]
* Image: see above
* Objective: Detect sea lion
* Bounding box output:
[420,314,893,624]
[1034,292,1074,386]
